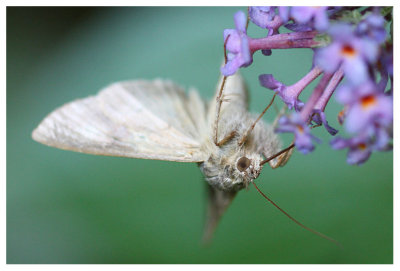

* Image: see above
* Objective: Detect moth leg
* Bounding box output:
[216,130,236,147]
[238,93,276,146]
[267,147,294,169]
[262,142,295,169]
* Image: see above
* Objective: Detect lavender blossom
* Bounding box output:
[335,81,393,135]
[278,6,290,23]
[380,47,393,78]
[310,69,344,135]
[249,6,287,36]
[249,7,275,30]
[259,74,304,111]
[276,113,320,154]
[221,6,393,165]
[315,23,379,85]
[311,110,338,135]
[330,135,373,165]
[259,66,323,111]
[337,106,347,125]
[371,123,392,151]
[284,22,314,33]
[221,11,252,76]
[357,13,387,43]
[222,10,322,76]
[291,6,329,30]
[249,6,280,56]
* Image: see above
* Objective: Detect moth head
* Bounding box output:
[235,154,263,181]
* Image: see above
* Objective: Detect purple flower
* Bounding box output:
[357,13,387,44]
[259,66,322,112]
[221,11,253,76]
[380,47,393,77]
[337,106,348,125]
[259,74,304,111]
[336,81,393,135]
[376,124,393,151]
[331,121,392,165]
[249,6,276,29]
[331,135,373,165]
[249,6,285,36]
[278,6,290,23]
[291,6,329,30]
[310,69,343,135]
[249,6,287,57]
[284,22,314,32]
[311,109,338,135]
[315,24,379,85]
[370,123,392,151]
[379,47,393,95]
[275,113,320,154]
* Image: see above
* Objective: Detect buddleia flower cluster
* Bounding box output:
[221,6,393,165]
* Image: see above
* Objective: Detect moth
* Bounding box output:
[33,71,334,243]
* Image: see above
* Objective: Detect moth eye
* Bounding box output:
[237,157,251,172]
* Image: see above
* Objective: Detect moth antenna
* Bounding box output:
[238,93,277,146]
[252,182,342,248]
[261,143,295,166]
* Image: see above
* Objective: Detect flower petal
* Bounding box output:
[315,44,341,73]
[234,11,247,33]
[342,56,369,85]
[249,6,275,29]
[259,74,283,90]
[347,147,371,165]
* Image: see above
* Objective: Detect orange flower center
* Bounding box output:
[358,143,367,150]
[341,44,356,58]
[297,125,304,133]
[337,107,346,125]
[361,95,377,109]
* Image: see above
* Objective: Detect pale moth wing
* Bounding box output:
[207,70,249,131]
[32,79,209,162]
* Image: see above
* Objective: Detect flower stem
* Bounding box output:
[300,72,334,121]
[314,69,344,111]
[249,31,320,51]
[285,66,323,98]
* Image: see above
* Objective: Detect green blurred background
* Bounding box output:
[7,7,392,263]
